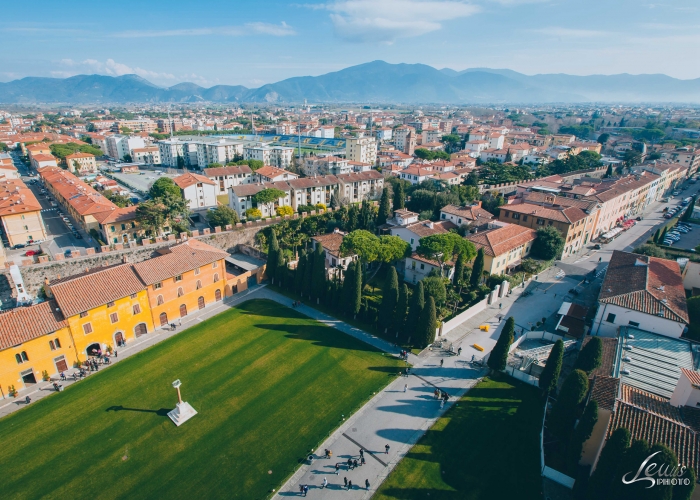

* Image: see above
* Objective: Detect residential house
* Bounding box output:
[346,137,377,165]
[404,253,454,284]
[466,222,536,276]
[398,165,436,185]
[0,153,19,179]
[95,206,142,244]
[173,172,217,210]
[337,171,384,202]
[229,182,292,219]
[131,146,161,165]
[440,203,494,229]
[311,229,357,274]
[390,217,457,251]
[106,135,145,161]
[30,153,58,170]
[254,165,299,183]
[0,179,48,246]
[203,165,253,196]
[65,152,97,175]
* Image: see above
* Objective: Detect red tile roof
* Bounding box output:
[0,179,43,216]
[440,204,494,223]
[681,368,700,389]
[0,301,67,351]
[132,240,227,285]
[204,165,253,177]
[466,223,536,257]
[173,172,215,189]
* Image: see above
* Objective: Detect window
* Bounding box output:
[49,340,56,350]
[537,218,545,225]
[55,338,61,348]
[606,313,616,324]
[174,275,183,282]
[110,313,119,324]
[154,282,162,290]
[107,301,115,308]
[511,213,520,220]
[110,226,115,232]
[121,224,126,230]
[177,287,184,297]
[16,352,28,364]
[213,273,219,283]
[196,280,202,290]
[80,311,88,318]
[522,215,528,222]
[130,293,137,299]
[628,321,640,327]
[83,323,93,334]
[157,295,164,305]
[194,267,200,275]
[212,261,218,269]
[133,304,141,315]
[420,264,425,270]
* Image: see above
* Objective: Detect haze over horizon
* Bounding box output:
[2,0,700,87]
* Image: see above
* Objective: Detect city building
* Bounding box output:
[394,126,416,155]
[346,137,377,165]
[466,222,536,276]
[244,144,293,169]
[593,251,688,338]
[439,203,494,229]
[106,135,145,161]
[94,206,142,244]
[65,152,97,175]
[404,253,454,284]
[203,165,253,196]
[131,146,161,165]
[0,179,47,247]
[311,229,357,273]
[30,153,58,170]
[173,172,217,210]
[254,166,299,183]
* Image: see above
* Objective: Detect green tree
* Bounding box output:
[597,133,610,144]
[660,226,668,243]
[150,177,181,199]
[487,316,515,372]
[377,235,410,263]
[686,296,700,341]
[406,281,425,344]
[122,154,133,163]
[135,200,167,236]
[393,181,405,210]
[417,233,476,276]
[294,249,307,294]
[341,230,380,263]
[634,244,665,258]
[588,428,631,500]
[206,205,239,228]
[395,284,409,340]
[253,188,286,216]
[470,248,485,287]
[416,296,437,348]
[548,369,589,441]
[682,196,696,222]
[538,339,564,394]
[453,252,465,286]
[567,400,598,475]
[102,190,132,208]
[532,226,565,260]
[421,276,447,306]
[605,164,614,178]
[380,267,399,332]
[344,260,362,318]
[311,243,326,303]
[246,208,262,220]
[330,189,340,209]
[653,229,660,244]
[377,187,392,226]
[575,337,603,374]
[414,148,450,161]
[0,142,8,152]
[267,231,280,284]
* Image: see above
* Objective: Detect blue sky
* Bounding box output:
[1,0,699,87]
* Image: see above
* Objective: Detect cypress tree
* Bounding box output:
[653,228,660,244]
[330,189,340,209]
[273,249,285,287]
[683,196,697,222]
[267,231,279,284]
[605,164,613,178]
[395,283,409,341]
[377,187,392,226]
[487,316,515,372]
[406,281,425,344]
[588,428,630,500]
[538,339,564,394]
[470,248,484,288]
[379,266,399,332]
[294,249,306,294]
[393,181,405,210]
[611,439,650,500]
[350,259,362,318]
[311,243,326,303]
[566,400,598,475]
[660,226,668,243]
[574,337,603,374]
[453,252,465,286]
[303,250,314,297]
[417,296,437,348]
[342,261,355,314]
[548,369,589,441]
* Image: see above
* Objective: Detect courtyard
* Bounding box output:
[0,299,404,500]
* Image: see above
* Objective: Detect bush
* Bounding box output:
[532,226,565,260]
[246,208,262,220]
[421,277,447,306]
[633,244,665,258]
[276,205,294,217]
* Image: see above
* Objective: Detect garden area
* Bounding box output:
[0,300,404,500]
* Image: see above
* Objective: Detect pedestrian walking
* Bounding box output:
[365,479,370,489]
[458,347,462,356]
[353,459,358,469]
[347,457,353,469]
[328,449,332,459]
[599,257,602,262]
[440,399,445,409]
[361,456,365,466]
[403,384,407,392]
[25,396,31,404]
[322,477,328,489]
[303,485,308,497]
[359,448,364,458]
[60,371,66,381]
[499,302,502,309]
[178,318,182,327]
[344,477,348,488]
[114,350,118,358]
[335,463,340,474]
[348,480,353,490]
[440,359,444,367]
[385,444,390,454]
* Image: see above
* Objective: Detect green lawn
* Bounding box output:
[374,375,544,500]
[0,299,403,500]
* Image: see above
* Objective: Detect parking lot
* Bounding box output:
[110,170,179,194]
[661,221,700,251]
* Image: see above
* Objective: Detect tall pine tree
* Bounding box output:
[303,250,314,298]
[294,249,306,294]
[660,226,668,243]
[393,181,405,210]
[406,281,425,344]
[273,248,285,287]
[377,187,392,226]
[538,339,564,394]
[350,260,362,318]
[487,316,515,371]
[380,266,399,332]
[470,248,484,288]
[311,243,326,303]
[453,252,465,286]
[395,283,409,341]
[417,296,437,348]
[267,230,279,284]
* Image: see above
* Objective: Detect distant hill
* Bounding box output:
[2,61,700,104]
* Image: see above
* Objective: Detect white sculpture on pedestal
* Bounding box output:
[168,379,197,426]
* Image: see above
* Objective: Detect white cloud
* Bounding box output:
[318,0,480,43]
[54,58,176,82]
[531,27,606,38]
[112,22,295,38]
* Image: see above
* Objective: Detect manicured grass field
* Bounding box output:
[374,375,544,500]
[0,299,403,500]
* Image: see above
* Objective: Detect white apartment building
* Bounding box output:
[173,172,218,210]
[131,146,161,165]
[203,165,253,196]
[421,129,442,145]
[244,145,294,169]
[195,139,245,167]
[106,135,145,161]
[346,137,377,165]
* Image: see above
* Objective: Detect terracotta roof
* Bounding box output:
[336,170,383,182]
[403,220,457,238]
[590,376,620,411]
[256,165,296,179]
[65,152,95,160]
[410,252,451,268]
[50,263,145,318]
[204,165,253,177]
[288,176,339,189]
[231,181,291,198]
[0,179,43,216]
[31,154,57,162]
[312,232,345,255]
[93,205,138,224]
[440,204,494,223]
[599,251,689,324]
[681,368,700,389]
[583,337,618,378]
[0,301,67,351]
[132,240,227,285]
[504,202,589,224]
[173,172,215,189]
[466,223,536,257]
[39,166,117,217]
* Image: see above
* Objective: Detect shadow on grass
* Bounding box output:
[253,323,379,353]
[105,405,170,417]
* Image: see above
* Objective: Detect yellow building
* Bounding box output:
[132,240,228,328]
[48,263,154,359]
[467,223,537,276]
[0,300,76,395]
[0,179,48,247]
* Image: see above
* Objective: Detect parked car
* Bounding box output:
[74,233,83,239]
[663,239,675,245]
[674,190,682,196]
[664,213,673,219]
[12,243,25,249]
[25,250,36,256]
[593,243,602,250]
[636,216,643,221]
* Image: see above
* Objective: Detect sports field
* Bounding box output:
[0,299,403,500]
[374,375,543,500]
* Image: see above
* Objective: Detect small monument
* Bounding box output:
[167,379,197,426]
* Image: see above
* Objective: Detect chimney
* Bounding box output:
[43,277,54,298]
[122,255,129,264]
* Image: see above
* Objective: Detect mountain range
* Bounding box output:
[2,60,700,104]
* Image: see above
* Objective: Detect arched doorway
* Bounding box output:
[114,332,124,347]
[86,342,101,357]
[198,296,205,310]
[134,323,147,337]
[179,304,187,317]
[159,312,168,327]
[21,369,36,387]
[215,289,222,301]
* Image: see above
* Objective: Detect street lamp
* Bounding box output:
[167,379,198,427]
